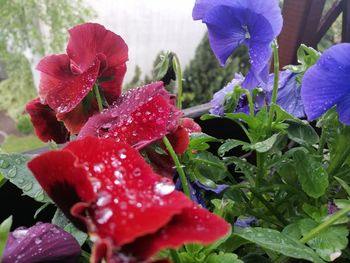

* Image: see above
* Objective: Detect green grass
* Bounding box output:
[0,135,45,153]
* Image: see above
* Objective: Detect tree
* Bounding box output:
[182,33,250,108]
[0,0,94,119]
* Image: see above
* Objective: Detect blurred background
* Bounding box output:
[0,0,343,152]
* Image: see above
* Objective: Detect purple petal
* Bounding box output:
[3,223,80,263]
[194,180,229,194]
[209,74,244,116]
[234,216,257,228]
[301,43,350,123]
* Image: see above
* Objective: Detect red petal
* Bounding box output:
[122,205,230,259]
[27,151,95,231]
[78,82,182,149]
[67,23,128,73]
[62,137,193,246]
[181,118,202,133]
[56,101,98,134]
[99,64,127,103]
[26,98,69,144]
[37,54,100,113]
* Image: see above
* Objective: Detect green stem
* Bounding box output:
[317,130,326,155]
[256,152,265,187]
[162,136,191,198]
[170,249,181,263]
[267,40,280,132]
[93,84,104,112]
[243,90,255,116]
[327,144,350,176]
[173,55,183,109]
[300,205,350,244]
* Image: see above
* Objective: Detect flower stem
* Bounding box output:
[256,152,265,187]
[268,40,280,132]
[93,84,104,112]
[162,136,191,198]
[172,55,183,110]
[327,144,350,176]
[243,90,255,116]
[300,204,350,244]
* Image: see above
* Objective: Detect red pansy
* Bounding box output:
[36,23,128,134]
[28,137,230,262]
[26,98,69,144]
[78,81,182,149]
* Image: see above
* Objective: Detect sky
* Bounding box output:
[86,0,206,83]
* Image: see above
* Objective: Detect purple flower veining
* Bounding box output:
[193,0,283,89]
[2,222,81,263]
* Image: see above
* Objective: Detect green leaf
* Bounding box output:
[245,133,281,153]
[189,133,221,152]
[206,252,243,263]
[0,216,12,261]
[235,227,324,262]
[286,120,319,145]
[225,112,259,128]
[298,218,348,261]
[294,150,329,198]
[224,156,255,184]
[52,209,87,246]
[0,153,51,203]
[218,139,249,157]
[302,203,327,222]
[0,174,6,188]
[155,53,170,80]
[334,176,350,197]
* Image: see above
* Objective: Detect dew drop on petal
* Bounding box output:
[93,163,105,173]
[96,192,112,207]
[132,168,141,177]
[154,178,175,195]
[96,208,113,224]
[12,229,28,239]
[34,237,42,245]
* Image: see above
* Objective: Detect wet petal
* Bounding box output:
[78,82,182,149]
[57,137,193,246]
[336,93,350,125]
[67,23,128,73]
[194,180,229,194]
[99,64,127,103]
[301,43,350,123]
[26,98,69,144]
[122,205,230,259]
[3,223,80,263]
[37,54,100,114]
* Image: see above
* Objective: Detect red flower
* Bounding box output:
[37,23,128,134]
[28,137,230,262]
[26,98,69,143]
[78,81,182,148]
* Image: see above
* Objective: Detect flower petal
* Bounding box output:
[3,223,80,263]
[67,23,128,73]
[122,205,230,259]
[61,137,194,246]
[78,82,182,149]
[37,54,100,113]
[99,64,127,103]
[26,98,69,144]
[301,43,350,122]
[336,93,350,125]
[28,150,95,231]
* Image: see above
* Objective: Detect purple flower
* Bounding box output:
[327,201,339,215]
[3,222,80,263]
[267,70,305,118]
[301,43,350,125]
[194,180,229,194]
[234,216,257,228]
[209,74,244,116]
[193,0,283,89]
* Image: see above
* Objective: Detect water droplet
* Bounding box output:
[13,229,28,239]
[34,237,42,244]
[113,198,119,204]
[96,192,111,207]
[90,178,101,192]
[23,182,33,191]
[96,208,113,224]
[0,160,10,169]
[132,168,141,177]
[93,163,105,173]
[7,167,17,178]
[154,178,175,195]
[15,158,22,165]
[119,149,127,160]
[50,227,60,234]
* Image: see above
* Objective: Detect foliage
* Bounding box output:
[1,135,45,153]
[182,34,249,108]
[16,114,34,135]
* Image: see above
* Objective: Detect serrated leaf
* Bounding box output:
[286,120,319,145]
[0,153,51,203]
[218,139,249,157]
[225,113,259,128]
[334,177,350,197]
[189,133,221,151]
[206,252,243,263]
[0,216,12,262]
[224,156,255,184]
[298,218,348,261]
[235,227,324,263]
[294,150,328,198]
[52,209,87,246]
